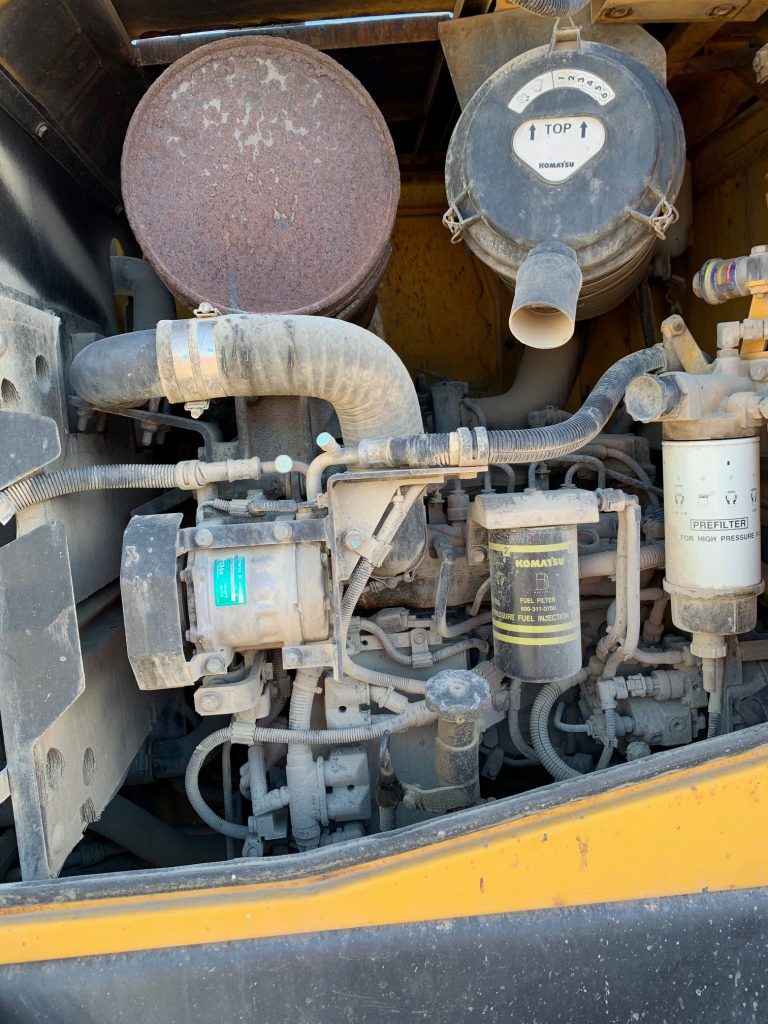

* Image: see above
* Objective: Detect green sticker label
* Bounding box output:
[213,556,247,607]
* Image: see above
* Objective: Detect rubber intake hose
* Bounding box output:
[380,346,666,467]
[70,314,423,445]
[513,0,590,13]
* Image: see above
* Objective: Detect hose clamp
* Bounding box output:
[449,426,490,467]
[157,318,227,404]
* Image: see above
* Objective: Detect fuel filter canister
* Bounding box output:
[475,490,600,684]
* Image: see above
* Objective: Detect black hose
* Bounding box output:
[388,347,666,467]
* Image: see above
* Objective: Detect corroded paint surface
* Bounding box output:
[122,36,399,316]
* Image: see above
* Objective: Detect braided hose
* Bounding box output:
[384,348,666,468]
[3,463,178,513]
[514,0,589,14]
[185,728,290,840]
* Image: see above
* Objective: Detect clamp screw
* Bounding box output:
[195,528,214,548]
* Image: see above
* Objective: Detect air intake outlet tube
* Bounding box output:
[509,244,583,350]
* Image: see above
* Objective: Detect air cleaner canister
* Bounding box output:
[474,490,600,683]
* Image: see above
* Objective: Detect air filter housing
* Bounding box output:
[445,36,686,346]
[122,37,399,321]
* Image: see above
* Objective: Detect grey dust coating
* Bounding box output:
[121,36,399,318]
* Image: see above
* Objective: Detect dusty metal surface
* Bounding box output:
[122,36,399,317]
[131,13,453,66]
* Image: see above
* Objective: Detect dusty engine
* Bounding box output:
[4,23,768,869]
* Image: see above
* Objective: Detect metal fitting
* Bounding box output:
[194,528,214,548]
[426,669,492,724]
[204,655,226,675]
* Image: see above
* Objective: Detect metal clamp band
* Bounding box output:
[156,318,226,404]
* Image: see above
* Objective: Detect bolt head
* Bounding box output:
[708,4,735,15]
[195,528,214,548]
[343,528,365,551]
[411,630,426,645]
[469,547,487,565]
[605,5,632,18]
[283,647,301,667]
[273,522,293,542]
[35,122,48,138]
[199,691,222,712]
[204,655,225,674]
[670,316,686,335]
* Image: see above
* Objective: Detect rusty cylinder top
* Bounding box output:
[121,36,399,318]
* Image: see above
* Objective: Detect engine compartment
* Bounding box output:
[2,0,768,882]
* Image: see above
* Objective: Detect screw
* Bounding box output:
[199,691,222,713]
[273,522,293,542]
[411,630,426,645]
[343,528,365,551]
[35,123,48,138]
[605,5,632,17]
[708,4,735,14]
[204,655,225,674]
[469,547,487,565]
[195,528,213,548]
[283,647,302,667]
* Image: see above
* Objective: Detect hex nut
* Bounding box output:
[469,547,487,565]
[204,655,225,674]
[343,528,365,551]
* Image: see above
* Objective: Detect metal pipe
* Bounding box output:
[131,13,453,67]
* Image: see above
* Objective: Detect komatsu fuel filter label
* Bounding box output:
[513,116,606,184]
[213,556,247,607]
[508,70,616,113]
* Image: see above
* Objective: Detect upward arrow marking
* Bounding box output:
[529,124,537,141]
[581,121,588,138]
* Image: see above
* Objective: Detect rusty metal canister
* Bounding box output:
[121,37,399,320]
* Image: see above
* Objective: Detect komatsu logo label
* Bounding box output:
[512,116,606,184]
[513,556,566,569]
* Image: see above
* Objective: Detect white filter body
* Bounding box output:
[663,436,761,594]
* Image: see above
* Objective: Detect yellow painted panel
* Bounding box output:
[1,741,767,965]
